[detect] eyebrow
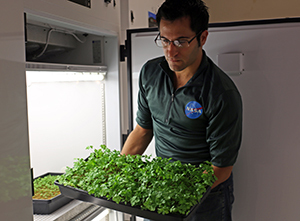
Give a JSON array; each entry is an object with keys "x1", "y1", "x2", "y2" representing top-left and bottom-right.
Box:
[{"x1": 160, "y1": 35, "x2": 190, "y2": 40}]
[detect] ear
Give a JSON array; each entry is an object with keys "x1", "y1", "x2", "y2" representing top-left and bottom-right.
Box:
[{"x1": 200, "y1": 30, "x2": 209, "y2": 47}]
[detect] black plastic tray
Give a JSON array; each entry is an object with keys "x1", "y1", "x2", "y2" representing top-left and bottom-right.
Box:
[
  {"x1": 33, "y1": 172, "x2": 73, "y2": 214},
  {"x1": 55, "y1": 181, "x2": 211, "y2": 221}
]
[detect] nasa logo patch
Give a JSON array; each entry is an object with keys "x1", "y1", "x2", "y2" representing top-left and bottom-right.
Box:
[{"x1": 185, "y1": 101, "x2": 203, "y2": 119}]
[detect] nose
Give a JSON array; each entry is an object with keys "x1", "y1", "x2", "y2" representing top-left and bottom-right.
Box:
[{"x1": 165, "y1": 42, "x2": 178, "y2": 57}]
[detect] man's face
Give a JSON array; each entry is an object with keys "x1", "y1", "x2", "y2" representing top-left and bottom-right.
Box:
[{"x1": 159, "y1": 16, "x2": 207, "y2": 73}]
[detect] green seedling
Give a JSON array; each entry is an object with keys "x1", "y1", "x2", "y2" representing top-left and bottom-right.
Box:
[{"x1": 58, "y1": 145, "x2": 217, "y2": 215}]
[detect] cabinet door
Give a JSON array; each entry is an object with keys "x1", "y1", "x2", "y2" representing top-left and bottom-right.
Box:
[{"x1": 0, "y1": 2, "x2": 33, "y2": 221}]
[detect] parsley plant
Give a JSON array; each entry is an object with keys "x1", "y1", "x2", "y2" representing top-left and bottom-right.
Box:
[
  {"x1": 57, "y1": 145, "x2": 216, "y2": 215},
  {"x1": 33, "y1": 175, "x2": 61, "y2": 200}
]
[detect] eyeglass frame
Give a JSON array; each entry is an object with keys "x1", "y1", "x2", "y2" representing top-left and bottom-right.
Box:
[{"x1": 154, "y1": 31, "x2": 203, "y2": 48}]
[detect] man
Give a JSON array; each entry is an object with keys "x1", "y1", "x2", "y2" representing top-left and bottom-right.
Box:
[{"x1": 121, "y1": 0, "x2": 242, "y2": 220}]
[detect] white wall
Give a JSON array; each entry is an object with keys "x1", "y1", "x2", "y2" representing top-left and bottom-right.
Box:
[
  {"x1": 205, "y1": 0, "x2": 300, "y2": 23},
  {"x1": 27, "y1": 79, "x2": 106, "y2": 177}
]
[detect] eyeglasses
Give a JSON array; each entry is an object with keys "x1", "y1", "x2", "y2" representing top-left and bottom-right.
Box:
[{"x1": 154, "y1": 31, "x2": 203, "y2": 48}]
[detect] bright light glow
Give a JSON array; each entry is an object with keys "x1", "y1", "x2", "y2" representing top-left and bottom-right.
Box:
[
  {"x1": 91, "y1": 209, "x2": 110, "y2": 221},
  {"x1": 26, "y1": 71, "x2": 106, "y2": 85}
]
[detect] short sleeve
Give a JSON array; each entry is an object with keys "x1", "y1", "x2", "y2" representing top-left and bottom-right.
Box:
[
  {"x1": 135, "y1": 64, "x2": 153, "y2": 129},
  {"x1": 206, "y1": 90, "x2": 243, "y2": 167}
]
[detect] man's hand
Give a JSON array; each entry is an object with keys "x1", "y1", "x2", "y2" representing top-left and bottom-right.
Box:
[
  {"x1": 121, "y1": 124, "x2": 153, "y2": 155},
  {"x1": 211, "y1": 165, "x2": 233, "y2": 189}
]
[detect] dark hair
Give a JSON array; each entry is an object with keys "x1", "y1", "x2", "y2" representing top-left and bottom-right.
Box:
[{"x1": 156, "y1": 0, "x2": 209, "y2": 44}]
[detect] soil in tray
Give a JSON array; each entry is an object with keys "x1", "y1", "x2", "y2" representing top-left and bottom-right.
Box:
[{"x1": 33, "y1": 174, "x2": 61, "y2": 200}]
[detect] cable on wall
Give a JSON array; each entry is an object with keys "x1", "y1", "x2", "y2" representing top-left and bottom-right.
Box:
[{"x1": 35, "y1": 26, "x2": 87, "y2": 59}]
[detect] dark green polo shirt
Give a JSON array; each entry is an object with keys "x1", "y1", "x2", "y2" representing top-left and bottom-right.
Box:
[{"x1": 136, "y1": 51, "x2": 242, "y2": 167}]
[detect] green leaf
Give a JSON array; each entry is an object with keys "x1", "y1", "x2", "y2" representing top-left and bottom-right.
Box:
[{"x1": 57, "y1": 145, "x2": 217, "y2": 215}]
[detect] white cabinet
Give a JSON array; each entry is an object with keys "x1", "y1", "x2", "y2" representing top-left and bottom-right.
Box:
[{"x1": 0, "y1": 1, "x2": 33, "y2": 220}]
